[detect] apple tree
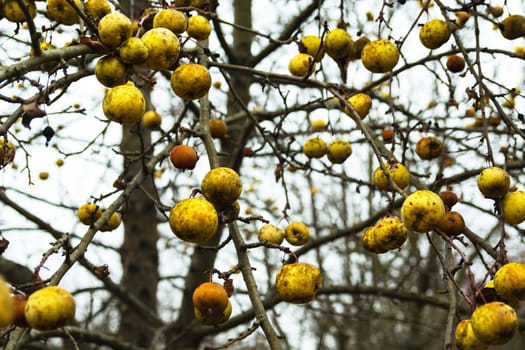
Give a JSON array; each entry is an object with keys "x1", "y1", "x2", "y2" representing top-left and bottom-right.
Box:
[{"x1": 0, "y1": 0, "x2": 525, "y2": 349}]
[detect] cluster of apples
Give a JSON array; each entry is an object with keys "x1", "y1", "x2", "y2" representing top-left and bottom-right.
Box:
[
  {"x1": 374, "y1": 134, "x2": 446, "y2": 180},
  {"x1": 3, "y1": 0, "x2": 214, "y2": 107},
  {"x1": 365, "y1": 153, "x2": 457, "y2": 253},
  {"x1": 167, "y1": 167, "x2": 240, "y2": 326},
  {"x1": 253, "y1": 201, "x2": 322, "y2": 304},
  {"x1": 2, "y1": 0, "x2": 224, "y2": 138},
  {"x1": 288, "y1": 27, "x2": 399, "y2": 78},
  {"x1": 2, "y1": 0, "x2": 71, "y2": 26},
  {"x1": 418, "y1": 15, "x2": 467, "y2": 74},
  {"x1": 477, "y1": 166, "x2": 525, "y2": 225},
  {"x1": 0, "y1": 0, "x2": 213, "y2": 126},
  {"x1": 456, "y1": 262, "x2": 525, "y2": 349},
  {"x1": 365, "y1": 164, "x2": 450, "y2": 254},
  {"x1": 302, "y1": 91, "x2": 374, "y2": 163},
  {"x1": 191, "y1": 263, "x2": 322, "y2": 327},
  {"x1": 436, "y1": 190, "x2": 465, "y2": 237},
  {"x1": 358, "y1": 189, "x2": 456, "y2": 254},
  {"x1": 290, "y1": 3, "x2": 515, "y2": 80},
  {"x1": 289, "y1": 8, "x2": 525, "y2": 163},
  {"x1": 417, "y1": 8, "x2": 525, "y2": 75},
  {"x1": 302, "y1": 136, "x2": 352, "y2": 164},
  {"x1": 360, "y1": 189, "x2": 446, "y2": 254},
  {"x1": 257, "y1": 221, "x2": 310, "y2": 247},
  {"x1": 288, "y1": 25, "x2": 398, "y2": 153},
  {"x1": 258, "y1": 221, "x2": 323, "y2": 304},
  {"x1": 0, "y1": 279, "x2": 75, "y2": 331},
  {"x1": 372, "y1": 135, "x2": 444, "y2": 189},
  {"x1": 362, "y1": 216, "x2": 407, "y2": 254},
  {"x1": 168, "y1": 167, "x2": 242, "y2": 244},
  {"x1": 169, "y1": 166, "x2": 323, "y2": 320},
  {"x1": 91, "y1": 5, "x2": 213, "y2": 126},
  {"x1": 369, "y1": 163, "x2": 466, "y2": 245},
  {"x1": 76, "y1": 202, "x2": 122, "y2": 231},
  {"x1": 256, "y1": 218, "x2": 323, "y2": 305}
]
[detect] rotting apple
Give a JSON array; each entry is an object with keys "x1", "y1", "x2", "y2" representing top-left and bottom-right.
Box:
[
  {"x1": 201, "y1": 167, "x2": 243, "y2": 208},
  {"x1": 275, "y1": 263, "x2": 322, "y2": 304},
  {"x1": 284, "y1": 221, "x2": 310, "y2": 246},
  {"x1": 169, "y1": 197, "x2": 218, "y2": 243},
  {"x1": 401, "y1": 190, "x2": 446, "y2": 233}
]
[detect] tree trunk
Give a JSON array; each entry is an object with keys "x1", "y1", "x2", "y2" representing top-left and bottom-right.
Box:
[
  {"x1": 221, "y1": 0, "x2": 255, "y2": 169},
  {"x1": 117, "y1": 124, "x2": 159, "y2": 347},
  {"x1": 117, "y1": 1, "x2": 159, "y2": 347}
]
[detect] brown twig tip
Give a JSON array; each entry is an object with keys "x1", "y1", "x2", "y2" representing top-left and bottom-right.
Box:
[
  {"x1": 191, "y1": 188, "x2": 203, "y2": 197},
  {"x1": 243, "y1": 241, "x2": 298, "y2": 262},
  {"x1": 33, "y1": 234, "x2": 71, "y2": 284},
  {"x1": 0, "y1": 238, "x2": 9, "y2": 254},
  {"x1": 223, "y1": 278, "x2": 234, "y2": 297},
  {"x1": 203, "y1": 321, "x2": 260, "y2": 349},
  {"x1": 94, "y1": 264, "x2": 110, "y2": 279}
]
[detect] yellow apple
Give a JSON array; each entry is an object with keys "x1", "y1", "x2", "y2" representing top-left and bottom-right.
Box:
[
  {"x1": 275, "y1": 263, "x2": 322, "y2": 304},
  {"x1": 284, "y1": 222, "x2": 310, "y2": 246},
  {"x1": 502, "y1": 190, "x2": 525, "y2": 224},
  {"x1": 25, "y1": 286, "x2": 76, "y2": 330},
  {"x1": 477, "y1": 167, "x2": 510, "y2": 199},
  {"x1": 470, "y1": 301, "x2": 518, "y2": 345},
  {"x1": 494, "y1": 262, "x2": 525, "y2": 301},
  {"x1": 401, "y1": 190, "x2": 446, "y2": 233},
  {"x1": 258, "y1": 224, "x2": 285, "y2": 245}
]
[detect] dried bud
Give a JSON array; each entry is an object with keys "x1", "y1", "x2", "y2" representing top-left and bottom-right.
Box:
[
  {"x1": 0, "y1": 238, "x2": 9, "y2": 254},
  {"x1": 223, "y1": 278, "x2": 234, "y2": 297},
  {"x1": 94, "y1": 264, "x2": 110, "y2": 278}
]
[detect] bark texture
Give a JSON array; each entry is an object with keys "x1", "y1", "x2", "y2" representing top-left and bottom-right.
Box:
[{"x1": 117, "y1": 1, "x2": 159, "y2": 346}]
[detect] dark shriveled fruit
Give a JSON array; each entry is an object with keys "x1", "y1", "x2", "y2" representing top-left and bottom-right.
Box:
[
  {"x1": 437, "y1": 211, "x2": 465, "y2": 236},
  {"x1": 446, "y1": 55, "x2": 465, "y2": 73},
  {"x1": 439, "y1": 190, "x2": 459, "y2": 210}
]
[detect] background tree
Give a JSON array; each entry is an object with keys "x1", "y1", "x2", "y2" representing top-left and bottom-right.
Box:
[{"x1": 0, "y1": 0, "x2": 525, "y2": 349}]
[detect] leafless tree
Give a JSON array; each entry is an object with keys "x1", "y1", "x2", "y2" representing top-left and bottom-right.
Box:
[{"x1": 0, "y1": 1, "x2": 524, "y2": 349}]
